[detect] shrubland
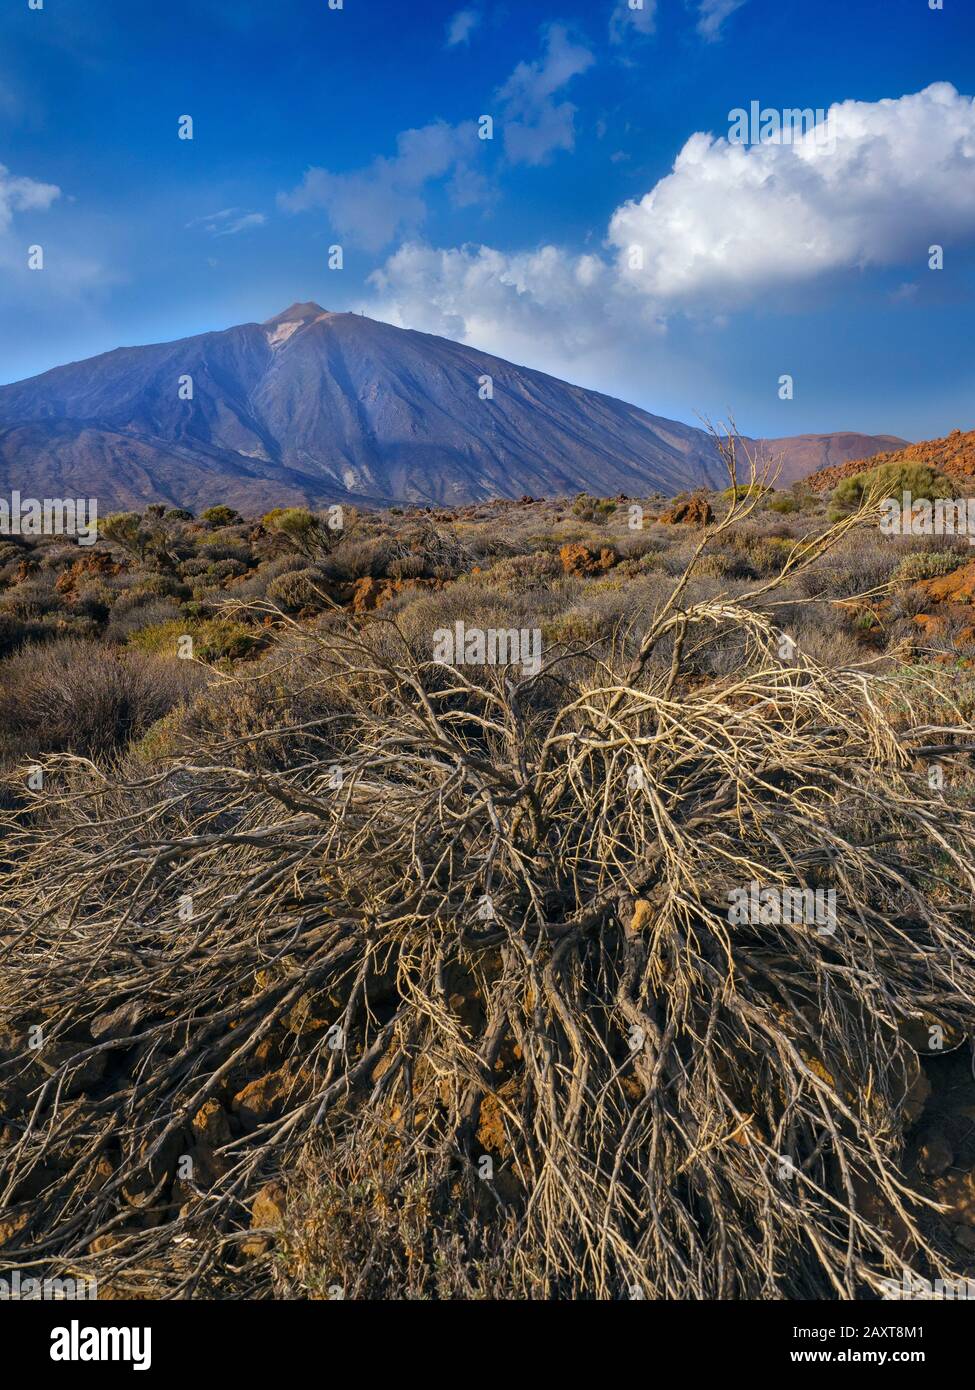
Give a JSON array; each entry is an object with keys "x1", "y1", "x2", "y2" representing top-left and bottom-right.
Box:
[{"x1": 2, "y1": 447, "x2": 975, "y2": 1298}]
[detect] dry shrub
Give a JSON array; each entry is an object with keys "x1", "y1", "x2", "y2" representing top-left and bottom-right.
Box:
[
  {"x1": 2, "y1": 452, "x2": 975, "y2": 1300},
  {"x1": 0, "y1": 638, "x2": 204, "y2": 760}
]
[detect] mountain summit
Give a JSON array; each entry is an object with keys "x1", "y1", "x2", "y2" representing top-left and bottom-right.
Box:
[
  {"x1": 0, "y1": 306, "x2": 904, "y2": 512},
  {"x1": 265, "y1": 301, "x2": 329, "y2": 324}
]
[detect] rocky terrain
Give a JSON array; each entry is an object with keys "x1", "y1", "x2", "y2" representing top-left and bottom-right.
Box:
[
  {"x1": 804, "y1": 428, "x2": 975, "y2": 495},
  {"x1": 2, "y1": 441, "x2": 975, "y2": 1299}
]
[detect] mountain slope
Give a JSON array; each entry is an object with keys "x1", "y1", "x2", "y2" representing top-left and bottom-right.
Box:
[
  {"x1": 759, "y1": 431, "x2": 907, "y2": 488},
  {"x1": 0, "y1": 303, "x2": 905, "y2": 510},
  {"x1": 801, "y1": 428, "x2": 975, "y2": 494}
]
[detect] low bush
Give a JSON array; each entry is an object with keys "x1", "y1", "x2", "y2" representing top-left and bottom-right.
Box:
[
  {"x1": 0, "y1": 638, "x2": 202, "y2": 758},
  {"x1": 128, "y1": 618, "x2": 261, "y2": 662},
  {"x1": 893, "y1": 550, "x2": 966, "y2": 583}
]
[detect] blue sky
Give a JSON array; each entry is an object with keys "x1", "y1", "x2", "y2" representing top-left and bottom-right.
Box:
[{"x1": 3, "y1": 0, "x2": 974, "y2": 441}]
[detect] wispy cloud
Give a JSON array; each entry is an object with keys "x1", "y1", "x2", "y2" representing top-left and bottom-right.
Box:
[
  {"x1": 609, "y1": 0, "x2": 658, "y2": 45},
  {"x1": 445, "y1": 7, "x2": 482, "y2": 48},
  {"x1": 186, "y1": 207, "x2": 266, "y2": 237},
  {"x1": 0, "y1": 164, "x2": 117, "y2": 299},
  {"x1": 695, "y1": 0, "x2": 748, "y2": 42},
  {"x1": 279, "y1": 26, "x2": 593, "y2": 249},
  {"x1": 0, "y1": 163, "x2": 60, "y2": 230},
  {"x1": 279, "y1": 121, "x2": 478, "y2": 252},
  {"x1": 496, "y1": 24, "x2": 595, "y2": 166}
]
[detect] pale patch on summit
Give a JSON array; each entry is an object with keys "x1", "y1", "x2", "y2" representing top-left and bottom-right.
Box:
[{"x1": 266, "y1": 320, "x2": 302, "y2": 348}]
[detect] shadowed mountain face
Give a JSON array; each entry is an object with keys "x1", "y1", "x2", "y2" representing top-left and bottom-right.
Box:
[{"x1": 0, "y1": 303, "x2": 906, "y2": 511}]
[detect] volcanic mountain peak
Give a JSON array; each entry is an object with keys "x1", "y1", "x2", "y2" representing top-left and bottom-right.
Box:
[
  {"x1": 0, "y1": 303, "x2": 908, "y2": 513},
  {"x1": 263, "y1": 301, "x2": 329, "y2": 326},
  {"x1": 263, "y1": 301, "x2": 335, "y2": 347}
]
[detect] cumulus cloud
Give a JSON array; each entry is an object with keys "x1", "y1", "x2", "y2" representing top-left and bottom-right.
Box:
[
  {"x1": 362, "y1": 85, "x2": 975, "y2": 372},
  {"x1": 446, "y1": 7, "x2": 481, "y2": 47},
  {"x1": 695, "y1": 0, "x2": 748, "y2": 41},
  {"x1": 609, "y1": 83, "x2": 975, "y2": 305},
  {"x1": 497, "y1": 25, "x2": 595, "y2": 165},
  {"x1": 0, "y1": 164, "x2": 60, "y2": 231},
  {"x1": 361, "y1": 241, "x2": 666, "y2": 398},
  {"x1": 609, "y1": 0, "x2": 658, "y2": 45},
  {"x1": 366, "y1": 241, "x2": 621, "y2": 354}
]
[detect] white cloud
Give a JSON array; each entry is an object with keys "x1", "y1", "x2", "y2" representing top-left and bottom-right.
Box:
[
  {"x1": 497, "y1": 24, "x2": 595, "y2": 165},
  {"x1": 446, "y1": 8, "x2": 481, "y2": 47},
  {"x1": 362, "y1": 85, "x2": 975, "y2": 375},
  {"x1": 609, "y1": 0, "x2": 658, "y2": 44},
  {"x1": 696, "y1": 0, "x2": 748, "y2": 41},
  {"x1": 187, "y1": 207, "x2": 266, "y2": 237},
  {"x1": 362, "y1": 240, "x2": 662, "y2": 396},
  {"x1": 0, "y1": 164, "x2": 60, "y2": 231},
  {"x1": 0, "y1": 164, "x2": 115, "y2": 298},
  {"x1": 609, "y1": 83, "x2": 975, "y2": 305}
]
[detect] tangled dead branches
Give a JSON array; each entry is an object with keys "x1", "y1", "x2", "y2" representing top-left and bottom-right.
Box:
[{"x1": 2, "y1": 444, "x2": 975, "y2": 1299}]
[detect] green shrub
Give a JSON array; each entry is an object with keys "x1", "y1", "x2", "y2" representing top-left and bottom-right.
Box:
[
  {"x1": 128, "y1": 618, "x2": 260, "y2": 662},
  {"x1": 571, "y1": 495, "x2": 617, "y2": 525},
  {"x1": 0, "y1": 542, "x2": 26, "y2": 566},
  {"x1": 893, "y1": 551, "x2": 966, "y2": 584},
  {"x1": 768, "y1": 494, "x2": 802, "y2": 514},
  {"x1": 480, "y1": 552, "x2": 562, "y2": 591},
  {"x1": 829, "y1": 463, "x2": 953, "y2": 521},
  {"x1": 200, "y1": 505, "x2": 243, "y2": 528},
  {"x1": 542, "y1": 610, "x2": 607, "y2": 645},
  {"x1": 264, "y1": 507, "x2": 340, "y2": 559},
  {"x1": 201, "y1": 538, "x2": 252, "y2": 564},
  {"x1": 750, "y1": 536, "x2": 797, "y2": 576},
  {"x1": 133, "y1": 573, "x2": 190, "y2": 600},
  {"x1": 692, "y1": 553, "x2": 738, "y2": 579},
  {"x1": 101, "y1": 511, "x2": 154, "y2": 558},
  {"x1": 205, "y1": 559, "x2": 249, "y2": 584},
  {"x1": 717, "y1": 484, "x2": 772, "y2": 504}
]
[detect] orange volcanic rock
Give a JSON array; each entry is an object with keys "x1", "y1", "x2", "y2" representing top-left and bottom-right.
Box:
[
  {"x1": 659, "y1": 494, "x2": 714, "y2": 526},
  {"x1": 805, "y1": 429, "x2": 975, "y2": 495},
  {"x1": 559, "y1": 543, "x2": 618, "y2": 577}
]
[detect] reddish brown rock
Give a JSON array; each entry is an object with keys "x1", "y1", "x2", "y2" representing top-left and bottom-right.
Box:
[
  {"x1": 231, "y1": 1064, "x2": 312, "y2": 1129},
  {"x1": 191, "y1": 1098, "x2": 232, "y2": 1147},
  {"x1": 54, "y1": 550, "x2": 122, "y2": 597},
  {"x1": 659, "y1": 494, "x2": 713, "y2": 526},
  {"x1": 558, "y1": 543, "x2": 618, "y2": 577},
  {"x1": 351, "y1": 576, "x2": 442, "y2": 615},
  {"x1": 242, "y1": 1180, "x2": 288, "y2": 1257},
  {"x1": 918, "y1": 559, "x2": 975, "y2": 607}
]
